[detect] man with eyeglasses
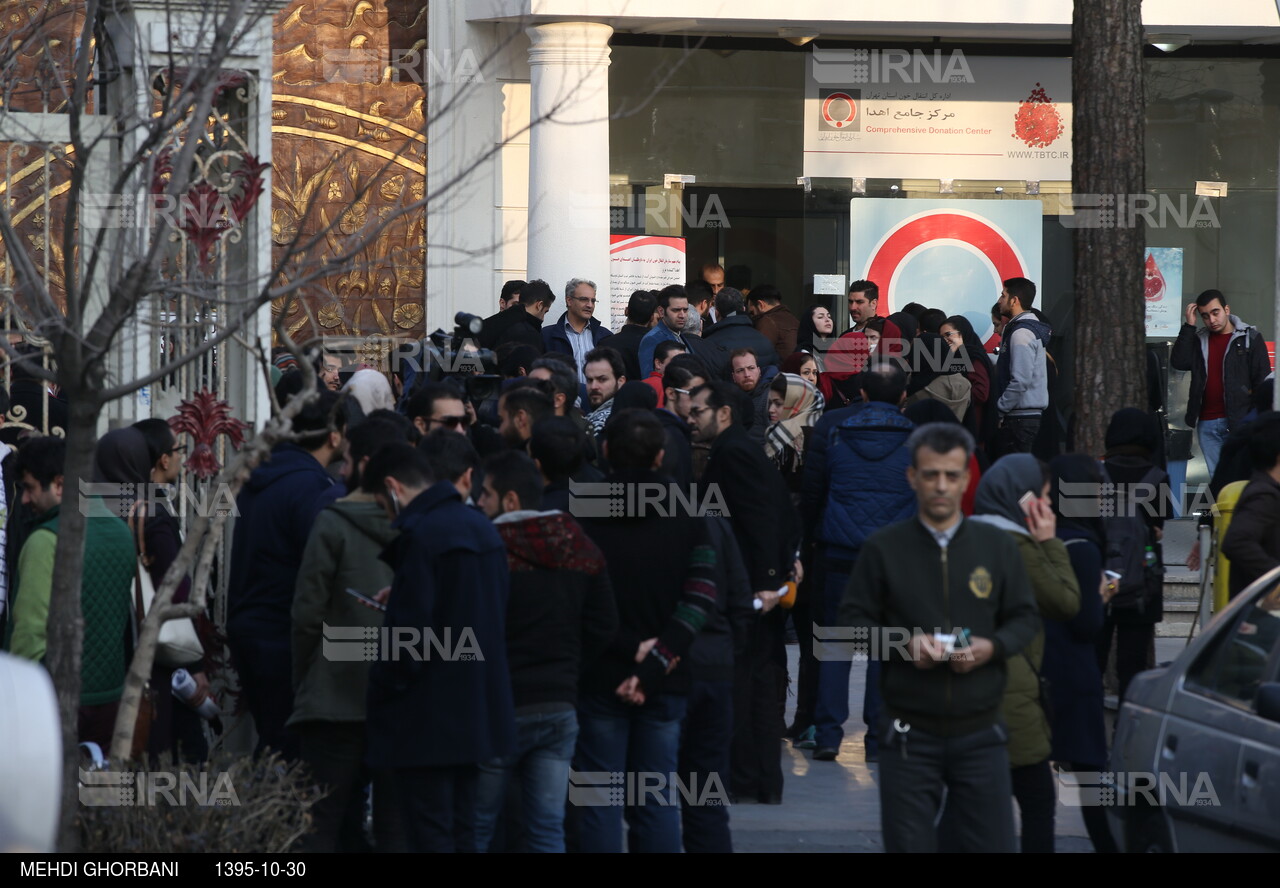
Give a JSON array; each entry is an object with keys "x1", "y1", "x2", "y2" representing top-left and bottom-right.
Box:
[
  {"x1": 542, "y1": 278, "x2": 614, "y2": 384},
  {"x1": 687, "y1": 381, "x2": 798, "y2": 805},
  {"x1": 654, "y1": 356, "x2": 705, "y2": 486}
]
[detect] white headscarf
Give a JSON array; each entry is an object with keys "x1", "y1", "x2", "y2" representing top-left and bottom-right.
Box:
[{"x1": 343, "y1": 369, "x2": 395, "y2": 416}]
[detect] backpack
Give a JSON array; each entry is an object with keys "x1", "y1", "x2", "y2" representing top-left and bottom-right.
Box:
[{"x1": 1099, "y1": 464, "x2": 1164, "y2": 614}]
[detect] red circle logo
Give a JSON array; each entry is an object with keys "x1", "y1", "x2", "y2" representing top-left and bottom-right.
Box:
[
  {"x1": 864, "y1": 211, "x2": 1027, "y2": 314},
  {"x1": 821, "y1": 92, "x2": 858, "y2": 129}
]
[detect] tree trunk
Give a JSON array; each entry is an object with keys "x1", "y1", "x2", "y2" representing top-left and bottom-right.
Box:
[
  {"x1": 46, "y1": 392, "x2": 103, "y2": 850},
  {"x1": 1071, "y1": 0, "x2": 1147, "y2": 455}
]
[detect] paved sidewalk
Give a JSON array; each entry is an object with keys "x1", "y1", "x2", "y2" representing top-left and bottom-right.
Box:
[{"x1": 728, "y1": 637, "x2": 1190, "y2": 852}]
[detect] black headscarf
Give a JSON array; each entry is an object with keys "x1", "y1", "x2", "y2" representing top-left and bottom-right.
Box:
[
  {"x1": 92, "y1": 427, "x2": 152, "y2": 485},
  {"x1": 1050, "y1": 452, "x2": 1106, "y2": 545},
  {"x1": 1104, "y1": 407, "x2": 1159, "y2": 460},
  {"x1": 887, "y1": 311, "x2": 918, "y2": 343},
  {"x1": 904, "y1": 398, "x2": 959, "y2": 427}
]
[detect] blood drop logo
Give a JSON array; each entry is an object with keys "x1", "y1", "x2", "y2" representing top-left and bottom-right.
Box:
[{"x1": 1011, "y1": 83, "x2": 1065, "y2": 149}]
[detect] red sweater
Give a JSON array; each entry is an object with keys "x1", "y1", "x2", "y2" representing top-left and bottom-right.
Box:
[{"x1": 1200, "y1": 331, "x2": 1231, "y2": 421}]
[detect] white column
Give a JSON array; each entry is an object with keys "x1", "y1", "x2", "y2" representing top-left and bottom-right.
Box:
[{"x1": 526, "y1": 22, "x2": 613, "y2": 324}]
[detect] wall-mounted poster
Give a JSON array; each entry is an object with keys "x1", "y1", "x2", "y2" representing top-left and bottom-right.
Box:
[
  {"x1": 608, "y1": 235, "x2": 686, "y2": 332},
  {"x1": 849, "y1": 198, "x2": 1043, "y2": 341},
  {"x1": 1144, "y1": 247, "x2": 1183, "y2": 337}
]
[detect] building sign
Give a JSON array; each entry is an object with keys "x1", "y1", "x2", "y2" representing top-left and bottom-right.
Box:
[
  {"x1": 1144, "y1": 247, "x2": 1183, "y2": 337},
  {"x1": 608, "y1": 235, "x2": 686, "y2": 331},
  {"x1": 850, "y1": 199, "x2": 1042, "y2": 341},
  {"x1": 805, "y1": 50, "x2": 1072, "y2": 181}
]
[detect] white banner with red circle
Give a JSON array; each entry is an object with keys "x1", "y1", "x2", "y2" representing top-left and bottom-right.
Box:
[{"x1": 849, "y1": 199, "x2": 1043, "y2": 341}]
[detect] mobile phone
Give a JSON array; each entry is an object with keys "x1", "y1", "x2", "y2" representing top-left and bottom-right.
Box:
[
  {"x1": 346, "y1": 587, "x2": 387, "y2": 612},
  {"x1": 1018, "y1": 490, "x2": 1036, "y2": 511}
]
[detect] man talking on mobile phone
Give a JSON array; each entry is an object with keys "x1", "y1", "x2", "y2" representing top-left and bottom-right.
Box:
[{"x1": 839, "y1": 423, "x2": 1039, "y2": 853}]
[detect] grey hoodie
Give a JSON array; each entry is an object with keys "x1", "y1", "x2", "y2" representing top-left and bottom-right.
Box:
[{"x1": 995, "y1": 312, "x2": 1051, "y2": 416}]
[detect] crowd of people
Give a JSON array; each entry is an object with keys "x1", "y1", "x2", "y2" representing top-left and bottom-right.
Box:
[{"x1": 3, "y1": 267, "x2": 1279, "y2": 854}]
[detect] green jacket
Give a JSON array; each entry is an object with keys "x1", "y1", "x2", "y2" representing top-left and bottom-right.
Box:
[
  {"x1": 840, "y1": 517, "x2": 1042, "y2": 738},
  {"x1": 288, "y1": 494, "x2": 397, "y2": 726},
  {"x1": 974, "y1": 521, "x2": 1081, "y2": 767},
  {"x1": 6, "y1": 502, "x2": 135, "y2": 706}
]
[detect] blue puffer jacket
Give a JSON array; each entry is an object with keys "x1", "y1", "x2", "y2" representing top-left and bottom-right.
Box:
[{"x1": 817, "y1": 402, "x2": 916, "y2": 559}]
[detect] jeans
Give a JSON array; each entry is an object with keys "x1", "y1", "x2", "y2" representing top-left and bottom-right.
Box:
[
  {"x1": 814, "y1": 562, "x2": 853, "y2": 751},
  {"x1": 474, "y1": 709, "x2": 578, "y2": 853},
  {"x1": 996, "y1": 414, "x2": 1041, "y2": 457},
  {"x1": 1197, "y1": 417, "x2": 1230, "y2": 478},
  {"x1": 395, "y1": 764, "x2": 479, "y2": 852},
  {"x1": 788, "y1": 557, "x2": 822, "y2": 734},
  {"x1": 574, "y1": 691, "x2": 688, "y2": 853},
  {"x1": 879, "y1": 719, "x2": 1015, "y2": 853},
  {"x1": 680, "y1": 680, "x2": 733, "y2": 852}
]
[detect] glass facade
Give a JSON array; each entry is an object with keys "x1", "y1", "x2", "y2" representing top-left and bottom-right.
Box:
[{"x1": 610, "y1": 44, "x2": 1280, "y2": 483}]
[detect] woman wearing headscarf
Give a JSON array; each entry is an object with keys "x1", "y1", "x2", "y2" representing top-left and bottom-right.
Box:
[
  {"x1": 1045, "y1": 453, "x2": 1115, "y2": 853},
  {"x1": 816, "y1": 331, "x2": 870, "y2": 411},
  {"x1": 94, "y1": 426, "x2": 204, "y2": 763},
  {"x1": 763, "y1": 373, "x2": 824, "y2": 750},
  {"x1": 1100, "y1": 407, "x2": 1170, "y2": 700},
  {"x1": 780, "y1": 351, "x2": 819, "y2": 387},
  {"x1": 903, "y1": 332, "x2": 972, "y2": 423},
  {"x1": 940, "y1": 315, "x2": 996, "y2": 456},
  {"x1": 885, "y1": 311, "x2": 918, "y2": 345},
  {"x1": 342, "y1": 368, "x2": 396, "y2": 426},
  {"x1": 795, "y1": 304, "x2": 837, "y2": 364},
  {"x1": 765, "y1": 373, "x2": 824, "y2": 495},
  {"x1": 965, "y1": 454, "x2": 1080, "y2": 853}
]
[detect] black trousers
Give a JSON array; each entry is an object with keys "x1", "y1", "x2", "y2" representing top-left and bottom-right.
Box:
[
  {"x1": 996, "y1": 414, "x2": 1042, "y2": 457},
  {"x1": 1097, "y1": 617, "x2": 1154, "y2": 702},
  {"x1": 730, "y1": 611, "x2": 786, "y2": 800},
  {"x1": 1063, "y1": 762, "x2": 1118, "y2": 853},
  {"x1": 880, "y1": 720, "x2": 1015, "y2": 853},
  {"x1": 679, "y1": 680, "x2": 734, "y2": 853},
  {"x1": 788, "y1": 559, "x2": 822, "y2": 734},
  {"x1": 227, "y1": 635, "x2": 298, "y2": 761},
  {"x1": 1010, "y1": 759, "x2": 1056, "y2": 853},
  {"x1": 297, "y1": 721, "x2": 404, "y2": 852},
  {"x1": 396, "y1": 764, "x2": 479, "y2": 853}
]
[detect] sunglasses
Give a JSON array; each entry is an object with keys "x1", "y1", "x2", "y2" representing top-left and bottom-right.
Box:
[{"x1": 430, "y1": 415, "x2": 469, "y2": 429}]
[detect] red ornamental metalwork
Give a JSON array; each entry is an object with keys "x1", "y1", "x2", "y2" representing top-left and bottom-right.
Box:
[
  {"x1": 150, "y1": 149, "x2": 270, "y2": 270},
  {"x1": 168, "y1": 389, "x2": 250, "y2": 479}
]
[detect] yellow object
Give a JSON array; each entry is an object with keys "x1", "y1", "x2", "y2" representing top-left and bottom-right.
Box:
[
  {"x1": 778, "y1": 581, "x2": 798, "y2": 609},
  {"x1": 1213, "y1": 480, "x2": 1250, "y2": 613}
]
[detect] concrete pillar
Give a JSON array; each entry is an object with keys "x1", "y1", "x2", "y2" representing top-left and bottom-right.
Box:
[{"x1": 526, "y1": 22, "x2": 613, "y2": 325}]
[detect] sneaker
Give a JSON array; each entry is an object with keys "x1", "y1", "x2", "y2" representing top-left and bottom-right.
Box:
[
  {"x1": 793, "y1": 726, "x2": 817, "y2": 749},
  {"x1": 813, "y1": 746, "x2": 839, "y2": 761}
]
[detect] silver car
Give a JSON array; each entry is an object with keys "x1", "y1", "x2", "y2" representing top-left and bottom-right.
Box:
[{"x1": 1108, "y1": 567, "x2": 1280, "y2": 852}]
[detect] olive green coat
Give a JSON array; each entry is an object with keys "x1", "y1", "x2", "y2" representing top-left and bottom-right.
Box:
[{"x1": 999, "y1": 532, "x2": 1081, "y2": 767}]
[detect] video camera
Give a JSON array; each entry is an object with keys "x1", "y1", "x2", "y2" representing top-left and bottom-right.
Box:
[{"x1": 405, "y1": 312, "x2": 501, "y2": 407}]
